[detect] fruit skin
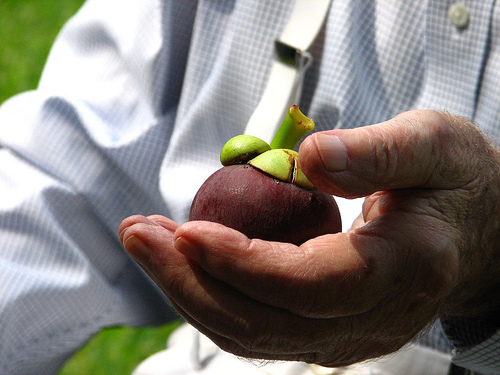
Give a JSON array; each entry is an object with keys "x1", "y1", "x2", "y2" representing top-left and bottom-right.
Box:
[{"x1": 189, "y1": 164, "x2": 342, "y2": 245}]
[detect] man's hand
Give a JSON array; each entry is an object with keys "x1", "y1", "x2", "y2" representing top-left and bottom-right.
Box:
[{"x1": 118, "y1": 110, "x2": 500, "y2": 367}]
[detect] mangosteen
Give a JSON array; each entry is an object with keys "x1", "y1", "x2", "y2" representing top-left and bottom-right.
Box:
[{"x1": 189, "y1": 105, "x2": 341, "y2": 245}]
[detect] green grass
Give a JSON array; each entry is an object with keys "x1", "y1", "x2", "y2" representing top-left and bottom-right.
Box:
[
  {"x1": 0, "y1": 0, "x2": 85, "y2": 104},
  {"x1": 58, "y1": 321, "x2": 182, "y2": 375},
  {"x1": 1, "y1": 1, "x2": 182, "y2": 373}
]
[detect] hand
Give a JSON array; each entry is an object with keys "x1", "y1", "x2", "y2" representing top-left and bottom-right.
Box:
[{"x1": 118, "y1": 110, "x2": 500, "y2": 367}]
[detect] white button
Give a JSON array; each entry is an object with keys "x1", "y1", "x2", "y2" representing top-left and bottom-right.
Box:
[{"x1": 448, "y1": 4, "x2": 470, "y2": 28}]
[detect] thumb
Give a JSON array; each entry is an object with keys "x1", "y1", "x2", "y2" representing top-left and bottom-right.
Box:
[{"x1": 299, "y1": 110, "x2": 481, "y2": 198}]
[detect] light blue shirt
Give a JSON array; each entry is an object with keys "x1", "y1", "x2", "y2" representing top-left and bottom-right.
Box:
[{"x1": 0, "y1": 1, "x2": 499, "y2": 373}]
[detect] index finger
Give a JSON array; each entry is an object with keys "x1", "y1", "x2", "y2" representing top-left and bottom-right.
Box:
[{"x1": 173, "y1": 214, "x2": 456, "y2": 320}]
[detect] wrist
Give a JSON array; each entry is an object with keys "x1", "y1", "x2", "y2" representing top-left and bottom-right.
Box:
[{"x1": 439, "y1": 136, "x2": 500, "y2": 334}]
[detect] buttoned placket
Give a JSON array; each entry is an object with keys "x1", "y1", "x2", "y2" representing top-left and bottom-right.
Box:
[{"x1": 417, "y1": 1, "x2": 495, "y2": 119}]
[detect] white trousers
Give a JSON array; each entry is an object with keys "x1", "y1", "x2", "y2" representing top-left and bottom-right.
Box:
[{"x1": 133, "y1": 323, "x2": 452, "y2": 375}]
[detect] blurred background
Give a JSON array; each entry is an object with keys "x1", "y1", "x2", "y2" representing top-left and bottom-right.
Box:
[
  {"x1": 0, "y1": 0, "x2": 83, "y2": 104},
  {"x1": 0, "y1": 0, "x2": 181, "y2": 373}
]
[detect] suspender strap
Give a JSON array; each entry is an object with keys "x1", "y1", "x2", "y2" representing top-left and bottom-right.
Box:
[{"x1": 244, "y1": 0, "x2": 333, "y2": 143}]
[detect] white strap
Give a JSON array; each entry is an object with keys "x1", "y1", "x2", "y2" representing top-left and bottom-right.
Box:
[{"x1": 244, "y1": 0, "x2": 333, "y2": 144}]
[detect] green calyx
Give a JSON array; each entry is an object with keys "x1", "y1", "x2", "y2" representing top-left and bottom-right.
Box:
[
  {"x1": 219, "y1": 105, "x2": 315, "y2": 189},
  {"x1": 248, "y1": 149, "x2": 315, "y2": 189},
  {"x1": 220, "y1": 135, "x2": 271, "y2": 166}
]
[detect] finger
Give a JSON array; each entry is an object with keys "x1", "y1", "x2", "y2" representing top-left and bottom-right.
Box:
[
  {"x1": 118, "y1": 215, "x2": 149, "y2": 243},
  {"x1": 119, "y1": 219, "x2": 349, "y2": 358},
  {"x1": 174, "y1": 220, "x2": 372, "y2": 318},
  {"x1": 170, "y1": 296, "x2": 372, "y2": 367},
  {"x1": 165, "y1": 260, "x2": 334, "y2": 359},
  {"x1": 120, "y1": 219, "x2": 429, "y2": 364},
  {"x1": 173, "y1": 218, "x2": 454, "y2": 319},
  {"x1": 119, "y1": 215, "x2": 179, "y2": 282},
  {"x1": 146, "y1": 214, "x2": 179, "y2": 231},
  {"x1": 171, "y1": 295, "x2": 397, "y2": 367},
  {"x1": 172, "y1": 221, "x2": 435, "y2": 363},
  {"x1": 298, "y1": 110, "x2": 484, "y2": 197}
]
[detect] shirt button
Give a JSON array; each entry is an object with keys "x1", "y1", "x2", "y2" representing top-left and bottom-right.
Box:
[{"x1": 448, "y1": 4, "x2": 470, "y2": 28}]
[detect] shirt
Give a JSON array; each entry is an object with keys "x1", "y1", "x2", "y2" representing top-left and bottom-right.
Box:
[{"x1": 0, "y1": 0, "x2": 499, "y2": 374}]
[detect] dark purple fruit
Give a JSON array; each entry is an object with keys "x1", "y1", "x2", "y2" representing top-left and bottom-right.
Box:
[{"x1": 189, "y1": 164, "x2": 341, "y2": 245}]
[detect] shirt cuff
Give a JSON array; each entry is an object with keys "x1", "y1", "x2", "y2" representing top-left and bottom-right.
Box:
[{"x1": 441, "y1": 316, "x2": 500, "y2": 373}]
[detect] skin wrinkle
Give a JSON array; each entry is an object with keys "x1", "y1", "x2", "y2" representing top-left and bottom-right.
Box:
[
  {"x1": 355, "y1": 209, "x2": 457, "y2": 311},
  {"x1": 307, "y1": 241, "x2": 380, "y2": 317},
  {"x1": 246, "y1": 238, "x2": 376, "y2": 319},
  {"x1": 175, "y1": 248, "x2": 337, "y2": 354},
  {"x1": 412, "y1": 111, "x2": 447, "y2": 188},
  {"x1": 294, "y1": 240, "x2": 371, "y2": 318},
  {"x1": 284, "y1": 256, "x2": 320, "y2": 317},
  {"x1": 229, "y1": 312, "x2": 319, "y2": 356},
  {"x1": 283, "y1": 252, "x2": 336, "y2": 316},
  {"x1": 177, "y1": 263, "x2": 265, "y2": 351},
  {"x1": 373, "y1": 114, "x2": 431, "y2": 188},
  {"x1": 343, "y1": 229, "x2": 405, "y2": 313},
  {"x1": 434, "y1": 118, "x2": 500, "y2": 321},
  {"x1": 444, "y1": 160, "x2": 500, "y2": 321},
  {"x1": 183, "y1": 238, "x2": 403, "y2": 360},
  {"x1": 436, "y1": 113, "x2": 485, "y2": 189},
  {"x1": 246, "y1": 240, "x2": 312, "y2": 312},
  {"x1": 368, "y1": 125, "x2": 398, "y2": 187},
  {"x1": 393, "y1": 111, "x2": 464, "y2": 190}
]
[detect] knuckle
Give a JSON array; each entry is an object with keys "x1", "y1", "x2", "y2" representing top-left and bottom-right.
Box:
[{"x1": 360, "y1": 125, "x2": 400, "y2": 187}]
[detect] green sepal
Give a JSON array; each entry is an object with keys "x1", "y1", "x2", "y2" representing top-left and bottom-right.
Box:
[
  {"x1": 249, "y1": 148, "x2": 315, "y2": 189},
  {"x1": 249, "y1": 149, "x2": 296, "y2": 182},
  {"x1": 219, "y1": 105, "x2": 316, "y2": 189},
  {"x1": 220, "y1": 135, "x2": 271, "y2": 166}
]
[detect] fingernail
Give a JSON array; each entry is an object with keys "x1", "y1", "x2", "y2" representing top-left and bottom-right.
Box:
[
  {"x1": 123, "y1": 235, "x2": 152, "y2": 267},
  {"x1": 174, "y1": 236, "x2": 200, "y2": 262},
  {"x1": 118, "y1": 227, "x2": 128, "y2": 244},
  {"x1": 315, "y1": 134, "x2": 348, "y2": 172}
]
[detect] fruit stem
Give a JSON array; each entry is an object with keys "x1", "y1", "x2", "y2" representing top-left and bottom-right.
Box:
[{"x1": 270, "y1": 105, "x2": 315, "y2": 150}]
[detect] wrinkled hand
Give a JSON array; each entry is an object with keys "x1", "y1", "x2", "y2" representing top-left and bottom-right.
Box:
[{"x1": 118, "y1": 110, "x2": 500, "y2": 367}]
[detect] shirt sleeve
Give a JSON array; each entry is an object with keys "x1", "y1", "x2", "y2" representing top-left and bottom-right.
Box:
[{"x1": 0, "y1": 0, "x2": 196, "y2": 373}]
